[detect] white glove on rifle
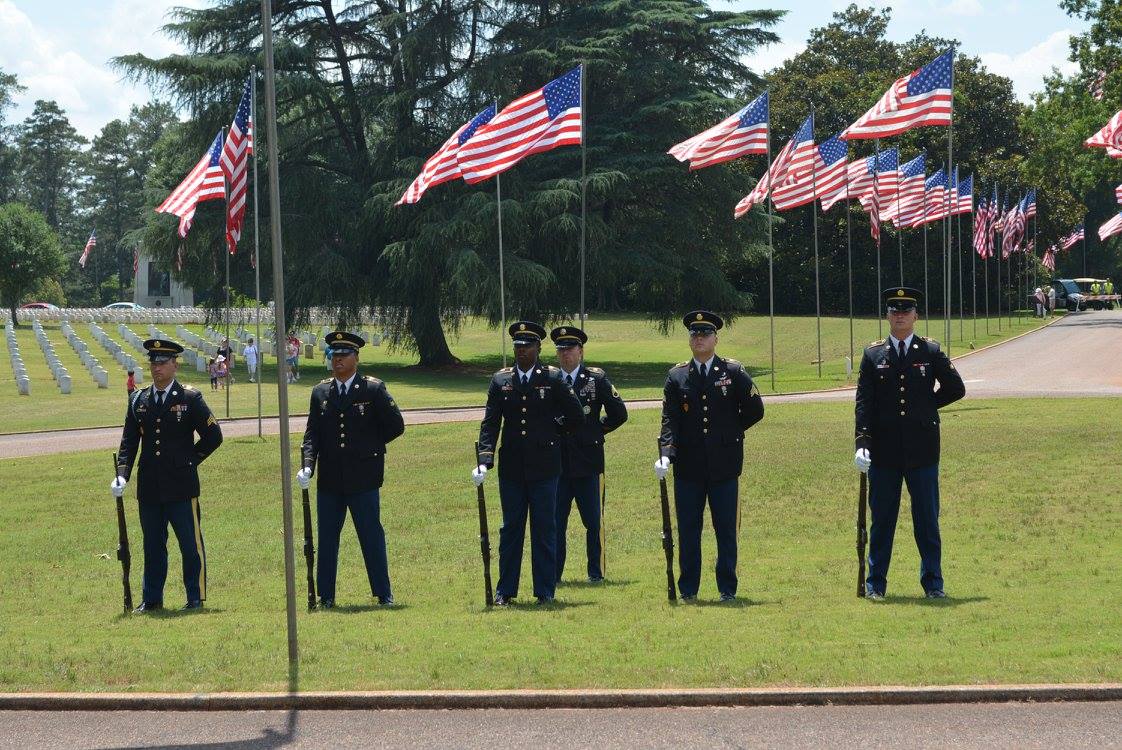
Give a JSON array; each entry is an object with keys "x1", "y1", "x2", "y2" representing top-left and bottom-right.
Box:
[
  {"x1": 110, "y1": 476, "x2": 127, "y2": 497},
  {"x1": 854, "y1": 448, "x2": 871, "y2": 474},
  {"x1": 296, "y1": 467, "x2": 312, "y2": 490},
  {"x1": 654, "y1": 456, "x2": 670, "y2": 480},
  {"x1": 471, "y1": 464, "x2": 488, "y2": 486}
]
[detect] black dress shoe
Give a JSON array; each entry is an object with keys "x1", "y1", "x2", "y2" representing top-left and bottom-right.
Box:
[
  {"x1": 865, "y1": 590, "x2": 885, "y2": 601},
  {"x1": 319, "y1": 598, "x2": 335, "y2": 609},
  {"x1": 133, "y1": 601, "x2": 163, "y2": 613},
  {"x1": 719, "y1": 593, "x2": 736, "y2": 602},
  {"x1": 377, "y1": 595, "x2": 395, "y2": 607},
  {"x1": 925, "y1": 589, "x2": 947, "y2": 599},
  {"x1": 182, "y1": 600, "x2": 203, "y2": 611},
  {"x1": 493, "y1": 594, "x2": 511, "y2": 606},
  {"x1": 536, "y1": 595, "x2": 556, "y2": 605},
  {"x1": 680, "y1": 594, "x2": 697, "y2": 602},
  {"x1": 588, "y1": 576, "x2": 604, "y2": 583}
]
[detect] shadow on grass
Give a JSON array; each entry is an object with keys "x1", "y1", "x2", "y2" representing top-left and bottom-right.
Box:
[
  {"x1": 317, "y1": 603, "x2": 410, "y2": 614},
  {"x1": 882, "y1": 595, "x2": 989, "y2": 607},
  {"x1": 491, "y1": 599, "x2": 595, "y2": 612},
  {"x1": 139, "y1": 607, "x2": 227, "y2": 619},
  {"x1": 685, "y1": 597, "x2": 764, "y2": 609},
  {"x1": 557, "y1": 578, "x2": 636, "y2": 589}
]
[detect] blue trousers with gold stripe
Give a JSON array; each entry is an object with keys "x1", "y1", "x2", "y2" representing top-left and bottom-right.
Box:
[
  {"x1": 555, "y1": 474, "x2": 604, "y2": 582},
  {"x1": 138, "y1": 498, "x2": 206, "y2": 604},
  {"x1": 673, "y1": 477, "x2": 739, "y2": 598}
]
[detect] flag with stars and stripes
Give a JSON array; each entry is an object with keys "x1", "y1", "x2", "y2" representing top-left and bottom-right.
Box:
[
  {"x1": 156, "y1": 131, "x2": 225, "y2": 238},
  {"x1": 1061, "y1": 224, "x2": 1084, "y2": 250},
  {"x1": 220, "y1": 76, "x2": 254, "y2": 255},
  {"x1": 1085, "y1": 108, "x2": 1122, "y2": 151},
  {"x1": 972, "y1": 186, "x2": 990, "y2": 258},
  {"x1": 821, "y1": 148, "x2": 898, "y2": 211},
  {"x1": 842, "y1": 49, "x2": 954, "y2": 140},
  {"x1": 734, "y1": 114, "x2": 814, "y2": 217},
  {"x1": 883, "y1": 152, "x2": 926, "y2": 226},
  {"x1": 457, "y1": 67, "x2": 582, "y2": 184},
  {"x1": 1098, "y1": 211, "x2": 1122, "y2": 241},
  {"x1": 953, "y1": 172, "x2": 973, "y2": 216},
  {"x1": 771, "y1": 115, "x2": 829, "y2": 211},
  {"x1": 1042, "y1": 244, "x2": 1056, "y2": 270},
  {"x1": 78, "y1": 230, "x2": 96, "y2": 269},
  {"x1": 397, "y1": 105, "x2": 496, "y2": 205},
  {"x1": 1023, "y1": 187, "x2": 1036, "y2": 219},
  {"x1": 913, "y1": 168, "x2": 948, "y2": 226},
  {"x1": 669, "y1": 92, "x2": 768, "y2": 170}
]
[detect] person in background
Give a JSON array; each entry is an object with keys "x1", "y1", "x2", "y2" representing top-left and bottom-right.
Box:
[
  {"x1": 127, "y1": 369, "x2": 137, "y2": 401},
  {"x1": 208, "y1": 358, "x2": 219, "y2": 391},
  {"x1": 215, "y1": 356, "x2": 228, "y2": 389},
  {"x1": 286, "y1": 334, "x2": 301, "y2": 383},
  {"x1": 1046, "y1": 285, "x2": 1056, "y2": 318}
]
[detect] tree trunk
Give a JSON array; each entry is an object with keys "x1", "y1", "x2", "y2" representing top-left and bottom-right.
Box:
[
  {"x1": 8, "y1": 301, "x2": 18, "y2": 327},
  {"x1": 410, "y1": 296, "x2": 458, "y2": 367}
]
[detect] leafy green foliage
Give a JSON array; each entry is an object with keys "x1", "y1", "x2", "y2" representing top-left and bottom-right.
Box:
[{"x1": 0, "y1": 202, "x2": 64, "y2": 324}]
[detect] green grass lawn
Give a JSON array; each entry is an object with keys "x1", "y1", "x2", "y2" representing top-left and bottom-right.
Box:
[
  {"x1": 0, "y1": 398, "x2": 1118, "y2": 693},
  {"x1": 1, "y1": 312, "x2": 1052, "y2": 434}
]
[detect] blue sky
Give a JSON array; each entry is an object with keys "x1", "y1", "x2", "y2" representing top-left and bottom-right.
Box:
[{"x1": 1, "y1": 0, "x2": 1087, "y2": 138}]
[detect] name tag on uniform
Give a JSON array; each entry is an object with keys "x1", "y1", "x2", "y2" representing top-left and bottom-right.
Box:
[
  {"x1": 171, "y1": 404, "x2": 188, "y2": 413},
  {"x1": 876, "y1": 362, "x2": 891, "y2": 369},
  {"x1": 714, "y1": 377, "x2": 732, "y2": 387},
  {"x1": 501, "y1": 383, "x2": 513, "y2": 391}
]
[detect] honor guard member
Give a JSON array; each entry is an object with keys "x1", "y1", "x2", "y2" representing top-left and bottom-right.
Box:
[
  {"x1": 296, "y1": 331, "x2": 405, "y2": 608},
  {"x1": 854, "y1": 288, "x2": 966, "y2": 600},
  {"x1": 111, "y1": 339, "x2": 223, "y2": 612},
  {"x1": 473, "y1": 321, "x2": 584, "y2": 605},
  {"x1": 550, "y1": 325, "x2": 628, "y2": 584},
  {"x1": 655, "y1": 312, "x2": 764, "y2": 602}
]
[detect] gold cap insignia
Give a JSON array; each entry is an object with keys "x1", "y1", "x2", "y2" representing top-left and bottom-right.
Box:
[
  {"x1": 696, "y1": 313, "x2": 703, "y2": 321},
  {"x1": 560, "y1": 328, "x2": 566, "y2": 335},
  {"x1": 896, "y1": 289, "x2": 905, "y2": 296},
  {"x1": 335, "y1": 333, "x2": 343, "y2": 340},
  {"x1": 519, "y1": 324, "x2": 526, "y2": 331}
]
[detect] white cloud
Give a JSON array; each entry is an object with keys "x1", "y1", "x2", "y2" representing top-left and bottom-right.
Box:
[
  {"x1": 744, "y1": 40, "x2": 807, "y2": 77},
  {"x1": 942, "y1": 0, "x2": 983, "y2": 16},
  {"x1": 979, "y1": 29, "x2": 1078, "y2": 103}
]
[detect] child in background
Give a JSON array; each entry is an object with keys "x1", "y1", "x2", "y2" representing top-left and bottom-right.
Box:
[
  {"x1": 208, "y1": 358, "x2": 219, "y2": 390},
  {"x1": 215, "y1": 355, "x2": 229, "y2": 389},
  {"x1": 126, "y1": 370, "x2": 136, "y2": 401}
]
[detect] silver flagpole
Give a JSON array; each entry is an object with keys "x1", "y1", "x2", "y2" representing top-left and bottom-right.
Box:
[
  {"x1": 260, "y1": 0, "x2": 299, "y2": 682},
  {"x1": 223, "y1": 125, "x2": 232, "y2": 420},
  {"x1": 251, "y1": 67, "x2": 262, "y2": 438},
  {"x1": 923, "y1": 185, "x2": 930, "y2": 337},
  {"x1": 945, "y1": 51, "x2": 955, "y2": 353},
  {"x1": 957, "y1": 206, "x2": 964, "y2": 341},
  {"x1": 765, "y1": 91, "x2": 776, "y2": 392},
  {"x1": 811, "y1": 107, "x2": 821, "y2": 378},
  {"x1": 579, "y1": 62, "x2": 587, "y2": 328},
  {"x1": 970, "y1": 192, "x2": 977, "y2": 341},
  {"x1": 896, "y1": 161, "x2": 904, "y2": 285},
  {"x1": 874, "y1": 139, "x2": 882, "y2": 340},
  {"x1": 996, "y1": 186, "x2": 1002, "y2": 332},
  {"x1": 846, "y1": 170, "x2": 854, "y2": 373},
  {"x1": 494, "y1": 101, "x2": 507, "y2": 368}
]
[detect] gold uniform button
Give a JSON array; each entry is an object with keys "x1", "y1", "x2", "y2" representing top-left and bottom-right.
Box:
[
  {"x1": 155, "y1": 440, "x2": 160, "y2": 445},
  {"x1": 340, "y1": 443, "x2": 346, "y2": 448},
  {"x1": 701, "y1": 395, "x2": 707, "y2": 400},
  {"x1": 156, "y1": 418, "x2": 161, "y2": 423},
  {"x1": 155, "y1": 451, "x2": 161, "y2": 456},
  {"x1": 899, "y1": 387, "x2": 904, "y2": 392},
  {"x1": 521, "y1": 407, "x2": 527, "y2": 413},
  {"x1": 703, "y1": 428, "x2": 708, "y2": 434},
  {"x1": 340, "y1": 433, "x2": 346, "y2": 438},
  {"x1": 899, "y1": 411, "x2": 905, "y2": 416},
  {"x1": 521, "y1": 430, "x2": 527, "y2": 436},
  {"x1": 703, "y1": 406, "x2": 709, "y2": 411},
  {"x1": 156, "y1": 429, "x2": 161, "y2": 434},
  {"x1": 899, "y1": 375, "x2": 904, "y2": 381},
  {"x1": 703, "y1": 417, "x2": 708, "y2": 422},
  {"x1": 520, "y1": 419, "x2": 526, "y2": 424}
]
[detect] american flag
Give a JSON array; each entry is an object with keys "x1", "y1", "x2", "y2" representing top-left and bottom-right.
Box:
[
  {"x1": 221, "y1": 77, "x2": 254, "y2": 255},
  {"x1": 78, "y1": 230, "x2": 96, "y2": 268},
  {"x1": 983, "y1": 184, "x2": 999, "y2": 258},
  {"x1": 1023, "y1": 187, "x2": 1036, "y2": 219},
  {"x1": 1098, "y1": 211, "x2": 1122, "y2": 241},
  {"x1": 668, "y1": 92, "x2": 768, "y2": 170},
  {"x1": 1090, "y1": 70, "x2": 1107, "y2": 101},
  {"x1": 457, "y1": 66, "x2": 582, "y2": 184},
  {"x1": 397, "y1": 105, "x2": 496, "y2": 205},
  {"x1": 841, "y1": 49, "x2": 954, "y2": 140},
  {"x1": 1001, "y1": 196, "x2": 1027, "y2": 258},
  {"x1": 175, "y1": 244, "x2": 185, "y2": 272},
  {"x1": 953, "y1": 172, "x2": 973, "y2": 216},
  {"x1": 132, "y1": 247, "x2": 139, "y2": 276},
  {"x1": 156, "y1": 131, "x2": 225, "y2": 238},
  {"x1": 734, "y1": 114, "x2": 814, "y2": 217},
  {"x1": 1116, "y1": 181, "x2": 1122, "y2": 205},
  {"x1": 884, "y1": 152, "x2": 926, "y2": 226},
  {"x1": 821, "y1": 148, "x2": 897, "y2": 211},
  {"x1": 1085, "y1": 108, "x2": 1122, "y2": 150},
  {"x1": 914, "y1": 168, "x2": 948, "y2": 226},
  {"x1": 1061, "y1": 224, "x2": 1084, "y2": 250},
  {"x1": 811, "y1": 134, "x2": 850, "y2": 200},
  {"x1": 869, "y1": 180, "x2": 881, "y2": 245},
  {"x1": 1042, "y1": 244, "x2": 1056, "y2": 270},
  {"x1": 771, "y1": 114, "x2": 826, "y2": 211},
  {"x1": 972, "y1": 186, "x2": 990, "y2": 258}
]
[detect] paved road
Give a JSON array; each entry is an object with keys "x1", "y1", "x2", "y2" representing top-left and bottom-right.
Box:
[
  {"x1": 2, "y1": 701, "x2": 1120, "y2": 749},
  {"x1": 2, "y1": 311, "x2": 1117, "y2": 460}
]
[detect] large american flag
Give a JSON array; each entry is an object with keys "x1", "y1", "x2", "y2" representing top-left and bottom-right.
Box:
[
  {"x1": 1085, "y1": 108, "x2": 1122, "y2": 151},
  {"x1": 884, "y1": 152, "x2": 926, "y2": 226},
  {"x1": 1023, "y1": 187, "x2": 1036, "y2": 219},
  {"x1": 1098, "y1": 211, "x2": 1122, "y2": 241},
  {"x1": 78, "y1": 230, "x2": 96, "y2": 269},
  {"x1": 397, "y1": 105, "x2": 496, "y2": 205},
  {"x1": 1115, "y1": 181, "x2": 1122, "y2": 205},
  {"x1": 156, "y1": 131, "x2": 225, "y2": 238},
  {"x1": 1061, "y1": 224, "x2": 1084, "y2": 250},
  {"x1": 1042, "y1": 244, "x2": 1057, "y2": 270},
  {"x1": 821, "y1": 148, "x2": 897, "y2": 211},
  {"x1": 1001, "y1": 196, "x2": 1027, "y2": 258},
  {"x1": 668, "y1": 92, "x2": 768, "y2": 170},
  {"x1": 841, "y1": 49, "x2": 954, "y2": 140},
  {"x1": 972, "y1": 186, "x2": 990, "y2": 258},
  {"x1": 771, "y1": 115, "x2": 827, "y2": 211},
  {"x1": 811, "y1": 134, "x2": 849, "y2": 200},
  {"x1": 220, "y1": 77, "x2": 254, "y2": 256},
  {"x1": 914, "y1": 167, "x2": 948, "y2": 226},
  {"x1": 734, "y1": 114, "x2": 813, "y2": 217},
  {"x1": 457, "y1": 66, "x2": 582, "y2": 184},
  {"x1": 953, "y1": 172, "x2": 973, "y2": 215}
]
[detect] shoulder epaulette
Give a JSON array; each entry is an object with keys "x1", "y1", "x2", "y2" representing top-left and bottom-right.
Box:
[
  {"x1": 498, "y1": 367, "x2": 513, "y2": 374},
  {"x1": 870, "y1": 338, "x2": 886, "y2": 346},
  {"x1": 546, "y1": 365, "x2": 560, "y2": 372},
  {"x1": 723, "y1": 358, "x2": 741, "y2": 365},
  {"x1": 585, "y1": 366, "x2": 605, "y2": 376},
  {"x1": 320, "y1": 377, "x2": 333, "y2": 384},
  {"x1": 182, "y1": 383, "x2": 196, "y2": 391},
  {"x1": 672, "y1": 361, "x2": 689, "y2": 370},
  {"x1": 363, "y1": 375, "x2": 383, "y2": 385}
]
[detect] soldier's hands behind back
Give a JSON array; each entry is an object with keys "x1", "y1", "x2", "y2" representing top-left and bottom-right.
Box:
[
  {"x1": 654, "y1": 456, "x2": 670, "y2": 480},
  {"x1": 471, "y1": 464, "x2": 488, "y2": 486},
  {"x1": 854, "y1": 449, "x2": 871, "y2": 474},
  {"x1": 110, "y1": 476, "x2": 127, "y2": 497},
  {"x1": 296, "y1": 467, "x2": 312, "y2": 490}
]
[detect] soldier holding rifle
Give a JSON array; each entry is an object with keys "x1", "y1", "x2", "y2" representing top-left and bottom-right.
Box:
[{"x1": 655, "y1": 312, "x2": 764, "y2": 602}]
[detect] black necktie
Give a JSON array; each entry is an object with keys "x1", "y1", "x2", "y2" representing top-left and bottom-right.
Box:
[
  {"x1": 521, "y1": 373, "x2": 528, "y2": 386},
  {"x1": 699, "y1": 363, "x2": 707, "y2": 379},
  {"x1": 898, "y1": 340, "x2": 906, "y2": 360},
  {"x1": 565, "y1": 374, "x2": 573, "y2": 387},
  {"x1": 155, "y1": 390, "x2": 165, "y2": 407},
  {"x1": 338, "y1": 382, "x2": 346, "y2": 397}
]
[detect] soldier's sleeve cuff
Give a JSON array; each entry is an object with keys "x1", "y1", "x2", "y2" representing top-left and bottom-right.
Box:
[{"x1": 855, "y1": 433, "x2": 871, "y2": 451}]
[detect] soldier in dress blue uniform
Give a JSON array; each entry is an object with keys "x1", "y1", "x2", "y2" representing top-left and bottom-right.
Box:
[
  {"x1": 549, "y1": 325, "x2": 628, "y2": 584},
  {"x1": 854, "y1": 288, "x2": 966, "y2": 600},
  {"x1": 296, "y1": 331, "x2": 405, "y2": 608},
  {"x1": 111, "y1": 339, "x2": 223, "y2": 612},
  {"x1": 472, "y1": 321, "x2": 584, "y2": 605},
  {"x1": 655, "y1": 312, "x2": 764, "y2": 602}
]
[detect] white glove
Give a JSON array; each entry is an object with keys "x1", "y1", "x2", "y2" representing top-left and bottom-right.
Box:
[
  {"x1": 854, "y1": 448, "x2": 871, "y2": 473},
  {"x1": 110, "y1": 476, "x2": 127, "y2": 497},
  {"x1": 296, "y1": 467, "x2": 312, "y2": 490},
  {"x1": 654, "y1": 456, "x2": 670, "y2": 480},
  {"x1": 471, "y1": 464, "x2": 488, "y2": 486}
]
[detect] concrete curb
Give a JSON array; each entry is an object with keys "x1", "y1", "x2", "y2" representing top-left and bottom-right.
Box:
[
  {"x1": 2, "y1": 684, "x2": 1120, "y2": 711},
  {"x1": 948, "y1": 314, "x2": 1064, "y2": 363}
]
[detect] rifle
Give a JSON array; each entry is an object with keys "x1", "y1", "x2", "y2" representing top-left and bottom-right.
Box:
[
  {"x1": 857, "y1": 472, "x2": 868, "y2": 598},
  {"x1": 301, "y1": 484, "x2": 317, "y2": 609},
  {"x1": 112, "y1": 453, "x2": 133, "y2": 614},
  {"x1": 656, "y1": 442, "x2": 676, "y2": 602},
  {"x1": 474, "y1": 442, "x2": 494, "y2": 607}
]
